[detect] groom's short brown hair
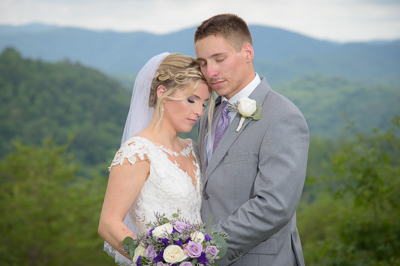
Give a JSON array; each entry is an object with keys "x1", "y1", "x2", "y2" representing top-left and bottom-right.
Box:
[{"x1": 194, "y1": 13, "x2": 252, "y2": 52}]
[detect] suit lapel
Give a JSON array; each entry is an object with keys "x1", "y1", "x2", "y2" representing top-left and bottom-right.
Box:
[
  {"x1": 198, "y1": 111, "x2": 208, "y2": 172},
  {"x1": 199, "y1": 96, "x2": 222, "y2": 174},
  {"x1": 203, "y1": 78, "x2": 271, "y2": 183}
]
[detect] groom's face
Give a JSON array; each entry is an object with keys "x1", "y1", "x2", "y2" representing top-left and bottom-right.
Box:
[{"x1": 195, "y1": 35, "x2": 250, "y2": 99}]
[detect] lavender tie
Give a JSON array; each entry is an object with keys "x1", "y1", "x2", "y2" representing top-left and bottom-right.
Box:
[{"x1": 213, "y1": 101, "x2": 231, "y2": 153}]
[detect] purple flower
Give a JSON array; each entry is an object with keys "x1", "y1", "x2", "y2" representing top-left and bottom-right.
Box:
[
  {"x1": 185, "y1": 237, "x2": 191, "y2": 244},
  {"x1": 161, "y1": 238, "x2": 170, "y2": 246},
  {"x1": 154, "y1": 250, "x2": 164, "y2": 263},
  {"x1": 185, "y1": 240, "x2": 203, "y2": 258},
  {"x1": 149, "y1": 229, "x2": 153, "y2": 236},
  {"x1": 174, "y1": 221, "x2": 189, "y2": 233},
  {"x1": 205, "y1": 245, "x2": 219, "y2": 260},
  {"x1": 156, "y1": 262, "x2": 168, "y2": 266},
  {"x1": 179, "y1": 262, "x2": 193, "y2": 266},
  {"x1": 198, "y1": 252, "x2": 208, "y2": 264},
  {"x1": 174, "y1": 239, "x2": 183, "y2": 246},
  {"x1": 205, "y1": 234, "x2": 211, "y2": 242},
  {"x1": 172, "y1": 227, "x2": 179, "y2": 235},
  {"x1": 145, "y1": 244, "x2": 156, "y2": 260},
  {"x1": 136, "y1": 255, "x2": 142, "y2": 266}
]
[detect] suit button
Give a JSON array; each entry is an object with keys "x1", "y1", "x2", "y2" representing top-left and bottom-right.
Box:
[{"x1": 203, "y1": 193, "x2": 209, "y2": 200}]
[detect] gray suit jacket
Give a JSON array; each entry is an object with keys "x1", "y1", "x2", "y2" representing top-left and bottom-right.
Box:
[{"x1": 198, "y1": 78, "x2": 309, "y2": 266}]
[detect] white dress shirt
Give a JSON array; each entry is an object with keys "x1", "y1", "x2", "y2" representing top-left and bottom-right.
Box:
[{"x1": 206, "y1": 73, "x2": 261, "y2": 163}]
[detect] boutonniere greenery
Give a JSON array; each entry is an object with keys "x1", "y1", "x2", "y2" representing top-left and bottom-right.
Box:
[{"x1": 228, "y1": 98, "x2": 262, "y2": 131}]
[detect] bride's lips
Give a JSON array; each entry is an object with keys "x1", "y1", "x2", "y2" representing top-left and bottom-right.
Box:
[{"x1": 188, "y1": 119, "x2": 198, "y2": 124}]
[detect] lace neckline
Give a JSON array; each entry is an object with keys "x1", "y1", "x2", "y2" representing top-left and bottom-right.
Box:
[
  {"x1": 130, "y1": 136, "x2": 193, "y2": 158},
  {"x1": 129, "y1": 136, "x2": 199, "y2": 188}
]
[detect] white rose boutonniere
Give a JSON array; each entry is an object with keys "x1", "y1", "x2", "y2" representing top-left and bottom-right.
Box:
[{"x1": 229, "y1": 98, "x2": 262, "y2": 131}]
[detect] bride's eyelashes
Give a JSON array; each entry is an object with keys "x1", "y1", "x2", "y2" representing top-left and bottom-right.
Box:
[{"x1": 187, "y1": 96, "x2": 208, "y2": 107}]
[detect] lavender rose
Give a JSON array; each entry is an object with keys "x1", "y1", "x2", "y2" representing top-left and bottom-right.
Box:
[
  {"x1": 180, "y1": 262, "x2": 193, "y2": 266},
  {"x1": 145, "y1": 244, "x2": 156, "y2": 260},
  {"x1": 205, "y1": 245, "x2": 219, "y2": 260},
  {"x1": 185, "y1": 241, "x2": 203, "y2": 258},
  {"x1": 174, "y1": 221, "x2": 189, "y2": 233}
]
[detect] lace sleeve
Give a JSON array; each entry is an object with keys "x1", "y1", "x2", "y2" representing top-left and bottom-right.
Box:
[{"x1": 108, "y1": 140, "x2": 149, "y2": 171}]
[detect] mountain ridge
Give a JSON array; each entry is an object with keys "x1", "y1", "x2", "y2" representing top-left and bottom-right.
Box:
[{"x1": 1, "y1": 23, "x2": 399, "y2": 86}]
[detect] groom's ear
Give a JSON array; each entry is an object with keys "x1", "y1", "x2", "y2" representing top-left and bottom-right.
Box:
[
  {"x1": 157, "y1": 85, "x2": 167, "y2": 99},
  {"x1": 243, "y1": 43, "x2": 254, "y2": 63}
]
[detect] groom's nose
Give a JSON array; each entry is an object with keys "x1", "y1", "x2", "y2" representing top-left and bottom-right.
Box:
[{"x1": 206, "y1": 62, "x2": 219, "y2": 78}]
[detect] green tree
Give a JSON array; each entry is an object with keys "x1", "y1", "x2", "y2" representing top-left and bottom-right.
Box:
[
  {"x1": 0, "y1": 47, "x2": 130, "y2": 170},
  {"x1": 299, "y1": 117, "x2": 400, "y2": 265},
  {"x1": 0, "y1": 139, "x2": 115, "y2": 265}
]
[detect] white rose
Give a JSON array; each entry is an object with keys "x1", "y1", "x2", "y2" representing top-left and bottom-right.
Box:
[
  {"x1": 163, "y1": 245, "x2": 187, "y2": 263},
  {"x1": 152, "y1": 223, "x2": 173, "y2": 238},
  {"x1": 238, "y1": 98, "x2": 257, "y2": 117},
  {"x1": 190, "y1": 231, "x2": 205, "y2": 243},
  {"x1": 132, "y1": 244, "x2": 146, "y2": 263}
]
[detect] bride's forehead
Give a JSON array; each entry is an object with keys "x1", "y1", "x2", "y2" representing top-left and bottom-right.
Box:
[{"x1": 169, "y1": 82, "x2": 209, "y2": 99}]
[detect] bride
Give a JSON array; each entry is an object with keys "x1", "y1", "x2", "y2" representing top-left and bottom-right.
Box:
[{"x1": 98, "y1": 52, "x2": 214, "y2": 265}]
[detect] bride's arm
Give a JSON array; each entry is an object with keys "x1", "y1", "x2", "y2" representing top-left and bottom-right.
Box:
[{"x1": 98, "y1": 157, "x2": 150, "y2": 260}]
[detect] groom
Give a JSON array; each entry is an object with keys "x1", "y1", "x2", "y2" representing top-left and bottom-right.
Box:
[{"x1": 195, "y1": 14, "x2": 309, "y2": 265}]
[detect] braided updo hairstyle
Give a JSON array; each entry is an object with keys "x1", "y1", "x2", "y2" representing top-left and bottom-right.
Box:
[{"x1": 149, "y1": 53, "x2": 214, "y2": 129}]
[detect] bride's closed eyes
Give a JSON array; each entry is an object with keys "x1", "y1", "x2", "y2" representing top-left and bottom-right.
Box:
[{"x1": 187, "y1": 96, "x2": 208, "y2": 107}]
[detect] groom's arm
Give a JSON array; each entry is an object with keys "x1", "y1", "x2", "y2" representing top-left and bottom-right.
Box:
[{"x1": 216, "y1": 107, "x2": 309, "y2": 264}]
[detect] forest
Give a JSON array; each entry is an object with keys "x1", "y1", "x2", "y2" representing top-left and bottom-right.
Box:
[{"x1": 0, "y1": 47, "x2": 399, "y2": 265}]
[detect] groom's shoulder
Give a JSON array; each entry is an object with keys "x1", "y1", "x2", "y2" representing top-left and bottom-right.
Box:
[{"x1": 261, "y1": 83, "x2": 305, "y2": 118}]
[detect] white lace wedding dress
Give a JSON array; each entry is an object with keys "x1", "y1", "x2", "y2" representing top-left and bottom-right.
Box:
[{"x1": 103, "y1": 136, "x2": 202, "y2": 265}]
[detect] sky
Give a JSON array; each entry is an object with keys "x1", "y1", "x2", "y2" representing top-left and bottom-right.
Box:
[{"x1": 1, "y1": 0, "x2": 400, "y2": 42}]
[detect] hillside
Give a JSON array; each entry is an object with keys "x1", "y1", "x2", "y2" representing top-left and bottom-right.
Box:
[
  {"x1": 1, "y1": 47, "x2": 398, "y2": 168},
  {"x1": 274, "y1": 74, "x2": 400, "y2": 137},
  {"x1": 0, "y1": 47, "x2": 130, "y2": 168}
]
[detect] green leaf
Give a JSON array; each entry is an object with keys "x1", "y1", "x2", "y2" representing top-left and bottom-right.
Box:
[
  {"x1": 205, "y1": 214, "x2": 214, "y2": 235},
  {"x1": 122, "y1": 236, "x2": 134, "y2": 247},
  {"x1": 172, "y1": 213, "x2": 179, "y2": 218},
  {"x1": 252, "y1": 107, "x2": 262, "y2": 120},
  {"x1": 129, "y1": 245, "x2": 136, "y2": 259},
  {"x1": 213, "y1": 235, "x2": 228, "y2": 258}
]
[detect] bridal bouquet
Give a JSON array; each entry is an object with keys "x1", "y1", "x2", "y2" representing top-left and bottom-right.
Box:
[{"x1": 122, "y1": 212, "x2": 228, "y2": 266}]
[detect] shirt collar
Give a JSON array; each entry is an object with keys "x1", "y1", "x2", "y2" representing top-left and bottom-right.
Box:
[{"x1": 222, "y1": 73, "x2": 261, "y2": 105}]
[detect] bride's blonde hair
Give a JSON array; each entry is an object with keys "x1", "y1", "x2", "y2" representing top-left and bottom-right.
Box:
[{"x1": 149, "y1": 53, "x2": 215, "y2": 129}]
